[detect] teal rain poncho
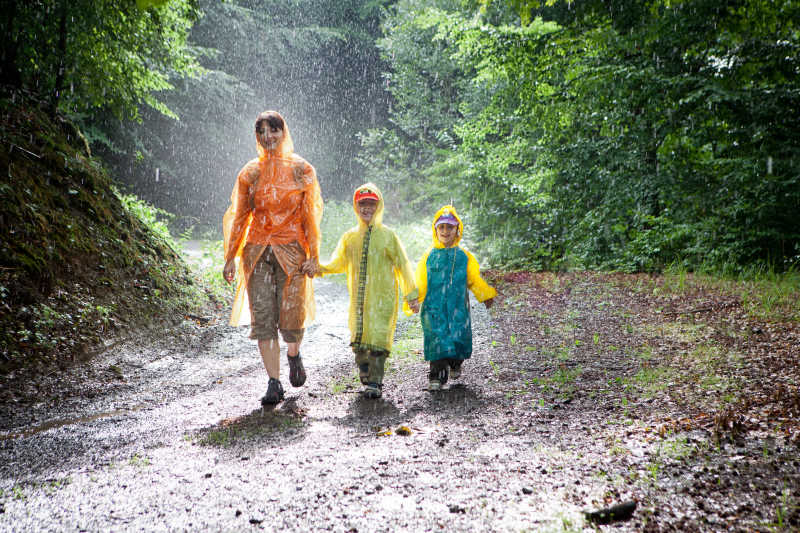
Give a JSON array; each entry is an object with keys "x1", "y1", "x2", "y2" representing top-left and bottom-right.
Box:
[{"x1": 412, "y1": 205, "x2": 496, "y2": 362}]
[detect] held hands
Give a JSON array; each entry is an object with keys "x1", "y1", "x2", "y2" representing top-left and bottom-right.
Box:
[
  {"x1": 301, "y1": 258, "x2": 320, "y2": 277},
  {"x1": 483, "y1": 297, "x2": 494, "y2": 309},
  {"x1": 223, "y1": 258, "x2": 236, "y2": 284},
  {"x1": 408, "y1": 298, "x2": 420, "y2": 314}
]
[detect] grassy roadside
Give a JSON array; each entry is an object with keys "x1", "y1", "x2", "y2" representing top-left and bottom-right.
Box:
[
  {"x1": 0, "y1": 95, "x2": 211, "y2": 374},
  {"x1": 483, "y1": 269, "x2": 800, "y2": 530}
]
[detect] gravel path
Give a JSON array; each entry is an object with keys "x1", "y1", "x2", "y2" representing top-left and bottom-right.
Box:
[{"x1": 2, "y1": 273, "x2": 798, "y2": 532}]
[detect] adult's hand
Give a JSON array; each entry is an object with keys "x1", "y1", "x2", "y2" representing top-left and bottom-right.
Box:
[
  {"x1": 301, "y1": 258, "x2": 319, "y2": 277},
  {"x1": 223, "y1": 258, "x2": 236, "y2": 284}
]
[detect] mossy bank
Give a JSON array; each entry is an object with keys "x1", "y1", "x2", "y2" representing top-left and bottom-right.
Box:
[{"x1": 0, "y1": 92, "x2": 210, "y2": 373}]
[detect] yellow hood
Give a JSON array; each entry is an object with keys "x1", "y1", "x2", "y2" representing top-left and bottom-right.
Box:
[
  {"x1": 352, "y1": 182, "x2": 385, "y2": 228},
  {"x1": 431, "y1": 205, "x2": 463, "y2": 248}
]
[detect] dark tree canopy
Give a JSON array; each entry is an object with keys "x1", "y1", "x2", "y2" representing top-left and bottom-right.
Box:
[
  {"x1": 3, "y1": 0, "x2": 797, "y2": 273},
  {"x1": 0, "y1": 0, "x2": 200, "y2": 119},
  {"x1": 360, "y1": 0, "x2": 799, "y2": 272}
]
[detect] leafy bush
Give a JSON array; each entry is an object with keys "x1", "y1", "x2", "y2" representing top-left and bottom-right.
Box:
[{"x1": 363, "y1": 0, "x2": 800, "y2": 273}]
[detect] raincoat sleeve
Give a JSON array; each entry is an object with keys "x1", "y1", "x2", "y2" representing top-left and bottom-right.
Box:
[
  {"x1": 319, "y1": 233, "x2": 349, "y2": 276},
  {"x1": 301, "y1": 161, "x2": 323, "y2": 260},
  {"x1": 390, "y1": 232, "x2": 419, "y2": 303},
  {"x1": 222, "y1": 162, "x2": 258, "y2": 328},
  {"x1": 465, "y1": 249, "x2": 497, "y2": 303},
  {"x1": 403, "y1": 248, "x2": 430, "y2": 315},
  {"x1": 223, "y1": 165, "x2": 255, "y2": 262},
  {"x1": 413, "y1": 249, "x2": 431, "y2": 303}
]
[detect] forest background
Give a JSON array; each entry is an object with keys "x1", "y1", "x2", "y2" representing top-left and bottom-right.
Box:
[
  {"x1": 2, "y1": 0, "x2": 797, "y2": 274},
  {"x1": 2, "y1": 3, "x2": 800, "y2": 529}
]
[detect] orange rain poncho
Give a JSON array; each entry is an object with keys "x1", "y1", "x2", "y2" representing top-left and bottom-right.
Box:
[
  {"x1": 222, "y1": 112, "x2": 323, "y2": 327},
  {"x1": 319, "y1": 183, "x2": 418, "y2": 353}
]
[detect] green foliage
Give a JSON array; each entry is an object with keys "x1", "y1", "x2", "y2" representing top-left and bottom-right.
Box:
[
  {"x1": 97, "y1": 0, "x2": 393, "y2": 233},
  {"x1": 198, "y1": 239, "x2": 235, "y2": 302},
  {"x1": 0, "y1": 94, "x2": 208, "y2": 372},
  {"x1": 0, "y1": 0, "x2": 201, "y2": 120},
  {"x1": 320, "y1": 200, "x2": 358, "y2": 260},
  {"x1": 117, "y1": 192, "x2": 176, "y2": 246},
  {"x1": 366, "y1": 0, "x2": 800, "y2": 272}
]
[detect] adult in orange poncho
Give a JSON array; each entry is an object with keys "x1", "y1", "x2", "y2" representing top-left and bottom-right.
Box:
[{"x1": 222, "y1": 110, "x2": 323, "y2": 405}]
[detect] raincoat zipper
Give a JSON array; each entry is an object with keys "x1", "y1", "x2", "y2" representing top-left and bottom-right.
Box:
[{"x1": 353, "y1": 225, "x2": 372, "y2": 346}]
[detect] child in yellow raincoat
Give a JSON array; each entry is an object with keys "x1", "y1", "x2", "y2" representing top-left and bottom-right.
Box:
[
  {"x1": 409, "y1": 206, "x2": 496, "y2": 390},
  {"x1": 304, "y1": 183, "x2": 419, "y2": 399}
]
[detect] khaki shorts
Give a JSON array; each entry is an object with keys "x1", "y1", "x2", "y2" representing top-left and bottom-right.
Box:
[{"x1": 245, "y1": 245, "x2": 304, "y2": 342}]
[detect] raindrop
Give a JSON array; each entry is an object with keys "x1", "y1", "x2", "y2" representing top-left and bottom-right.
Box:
[
  {"x1": 766, "y1": 157, "x2": 773, "y2": 175},
  {"x1": 155, "y1": 168, "x2": 160, "y2": 182}
]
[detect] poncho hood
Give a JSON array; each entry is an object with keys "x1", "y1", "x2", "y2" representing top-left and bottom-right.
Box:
[
  {"x1": 352, "y1": 182, "x2": 385, "y2": 228},
  {"x1": 255, "y1": 110, "x2": 294, "y2": 160},
  {"x1": 431, "y1": 205, "x2": 463, "y2": 248}
]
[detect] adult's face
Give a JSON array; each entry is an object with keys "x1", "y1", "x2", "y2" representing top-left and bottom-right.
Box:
[{"x1": 258, "y1": 123, "x2": 284, "y2": 151}]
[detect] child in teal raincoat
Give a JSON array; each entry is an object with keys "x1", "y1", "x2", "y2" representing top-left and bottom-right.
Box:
[{"x1": 409, "y1": 206, "x2": 497, "y2": 390}]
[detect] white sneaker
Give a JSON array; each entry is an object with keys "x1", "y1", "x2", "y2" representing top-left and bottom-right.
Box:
[{"x1": 429, "y1": 380, "x2": 441, "y2": 391}]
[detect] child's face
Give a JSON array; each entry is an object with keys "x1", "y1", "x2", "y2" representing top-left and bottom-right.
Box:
[
  {"x1": 357, "y1": 199, "x2": 379, "y2": 224},
  {"x1": 436, "y1": 223, "x2": 458, "y2": 247}
]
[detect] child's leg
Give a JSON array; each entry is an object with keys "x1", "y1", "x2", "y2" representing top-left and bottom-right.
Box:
[
  {"x1": 449, "y1": 358, "x2": 463, "y2": 379},
  {"x1": 367, "y1": 351, "x2": 386, "y2": 385},
  {"x1": 429, "y1": 360, "x2": 449, "y2": 385},
  {"x1": 354, "y1": 349, "x2": 370, "y2": 385},
  {"x1": 359, "y1": 350, "x2": 386, "y2": 399}
]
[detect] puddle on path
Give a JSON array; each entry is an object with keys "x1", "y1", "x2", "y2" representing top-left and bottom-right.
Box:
[{"x1": 0, "y1": 406, "x2": 145, "y2": 441}]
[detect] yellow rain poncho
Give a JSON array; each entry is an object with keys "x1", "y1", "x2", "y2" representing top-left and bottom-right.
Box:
[
  {"x1": 319, "y1": 183, "x2": 418, "y2": 353},
  {"x1": 222, "y1": 111, "x2": 323, "y2": 328}
]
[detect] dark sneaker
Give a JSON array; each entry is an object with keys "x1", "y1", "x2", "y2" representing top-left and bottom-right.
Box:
[
  {"x1": 438, "y1": 366, "x2": 449, "y2": 386},
  {"x1": 288, "y1": 354, "x2": 306, "y2": 387},
  {"x1": 450, "y1": 363, "x2": 462, "y2": 380},
  {"x1": 261, "y1": 378, "x2": 284, "y2": 405},
  {"x1": 358, "y1": 363, "x2": 370, "y2": 385},
  {"x1": 363, "y1": 382, "x2": 382, "y2": 399}
]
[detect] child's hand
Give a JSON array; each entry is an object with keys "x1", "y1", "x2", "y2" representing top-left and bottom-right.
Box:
[
  {"x1": 483, "y1": 297, "x2": 494, "y2": 309},
  {"x1": 408, "y1": 298, "x2": 420, "y2": 313},
  {"x1": 301, "y1": 258, "x2": 319, "y2": 277}
]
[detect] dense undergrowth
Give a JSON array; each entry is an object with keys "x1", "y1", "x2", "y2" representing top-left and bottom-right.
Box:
[{"x1": 0, "y1": 92, "x2": 210, "y2": 373}]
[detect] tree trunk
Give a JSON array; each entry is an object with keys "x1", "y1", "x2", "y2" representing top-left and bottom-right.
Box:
[
  {"x1": 0, "y1": 0, "x2": 22, "y2": 89},
  {"x1": 51, "y1": 0, "x2": 68, "y2": 112}
]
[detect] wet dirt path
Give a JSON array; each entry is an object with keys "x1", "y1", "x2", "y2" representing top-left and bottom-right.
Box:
[
  {"x1": 1, "y1": 274, "x2": 798, "y2": 531},
  {"x1": 1, "y1": 279, "x2": 541, "y2": 532}
]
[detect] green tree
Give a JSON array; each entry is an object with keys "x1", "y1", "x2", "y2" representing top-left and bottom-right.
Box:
[
  {"x1": 369, "y1": 0, "x2": 800, "y2": 271},
  {"x1": 97, "y1": 0, "x2": 393, "y2": 231},
  {"x1": 0, "y1": 0, "x2": 201, "y2": 120}
]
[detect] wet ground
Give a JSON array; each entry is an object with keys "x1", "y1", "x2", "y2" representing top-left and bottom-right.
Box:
[{"x1": 1, "y1": 270, "x2": 798, "y2": 532}]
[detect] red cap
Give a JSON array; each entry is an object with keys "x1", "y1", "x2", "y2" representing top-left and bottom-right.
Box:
[{"x1": 354, "y1": 188, "x2": 379, "y2": 203}]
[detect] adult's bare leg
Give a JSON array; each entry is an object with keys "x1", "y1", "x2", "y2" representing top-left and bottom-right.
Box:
[
  {"x1": 287, "y1": 341, "x2": 300, "y2": 358},
  {"x1": 258, "y1": 338, "x2": 280, "y2": 379}
]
